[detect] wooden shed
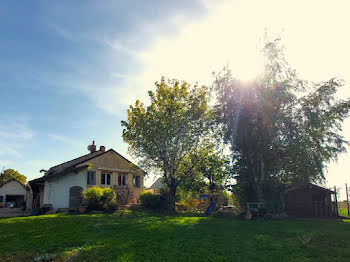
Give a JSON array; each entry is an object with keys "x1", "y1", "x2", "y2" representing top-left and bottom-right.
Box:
[{"x1": 284, "y1": 183, "x2": 337, "y2": 218}]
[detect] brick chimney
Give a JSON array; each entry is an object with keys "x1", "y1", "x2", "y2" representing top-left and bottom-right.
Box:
[
  {"x1": 87, "y1": 141, "x2": 96, "y2": 153},
  {"x1": 99, "y1": 146, "x2": 106, "y2": 152}
]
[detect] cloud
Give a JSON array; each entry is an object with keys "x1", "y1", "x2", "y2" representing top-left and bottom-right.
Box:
[
  {"x1": 50, "y1": 23, "x2": 75, "y2": 41},
  {"x1": 49, "y1": 134, "x2": 85, "y2": 147},
  {"x1": 25, "y1": 160, "x2": 57, "y2": 170},
  {"x1": 0, "y1": 117, "x2": 34, "y2": 158},
  {"x1": 0, "y1": 160, "x2": 12, "y2": 167}
]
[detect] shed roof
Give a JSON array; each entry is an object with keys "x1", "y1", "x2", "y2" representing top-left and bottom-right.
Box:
[
  {"x1": 0, "y1": 178, "x2": 26, "y2": 188},
  {"x1": 284, "y1": 183, "x2": 334, "y2": 194}
]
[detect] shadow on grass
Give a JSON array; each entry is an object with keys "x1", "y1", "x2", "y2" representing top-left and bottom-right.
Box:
[{"x1": 1, "y1": 211, "x2": 350, "y2": 262}]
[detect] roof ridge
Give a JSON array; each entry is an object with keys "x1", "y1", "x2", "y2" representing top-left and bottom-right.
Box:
[
  {"x1": 0, "y1": 178, "x2": 26, "y2": 188},
  {"x1": 47, "y1": 151, "x2": 103, "y2": 170}
]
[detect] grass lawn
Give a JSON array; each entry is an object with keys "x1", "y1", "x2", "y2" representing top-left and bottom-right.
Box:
[{"x1": 1, "y1": 211, "x2": 350, "y2": 262}]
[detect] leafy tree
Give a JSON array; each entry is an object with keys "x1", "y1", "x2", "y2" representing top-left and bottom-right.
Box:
[
  {"x1": 122, "y1": 77, "x2": 210, "y2": 211},
  {"x1": 179, "y1": 142, "x2": 230, "y2": 194},
  {"x1": 0, "y1": 168, "x2": 26, "y2": 185},
  {"x1": 213, "y1": 38, "x2": 350, "y2": 208}
]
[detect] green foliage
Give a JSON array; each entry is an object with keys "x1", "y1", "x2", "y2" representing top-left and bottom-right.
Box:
[
  {"x1": 83, "y1": 186, "x2": 117, "y2": 212},
  {"x1": 139, "y1": 192, "x2": 168, "y2": 210},
  {"x1": 122, "y1": 77, "x2": 210, "y2": 211},
  {"x1": 0, "y1": 168, "x2": 26, "y2": 185},
  {"x1": 213, "y1": 37, "x2": 350, "y2": 208},
  {"x1": 178, "y1": 141, "x2": 230, "y2": 194}
]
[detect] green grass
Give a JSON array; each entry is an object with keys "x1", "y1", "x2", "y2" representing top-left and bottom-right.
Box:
[{"x1": 1, "y1": 211, "x2": 350, "y2": 262}]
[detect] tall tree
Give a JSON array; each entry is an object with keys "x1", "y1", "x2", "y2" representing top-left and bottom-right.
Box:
[
  {"x1": 180, "y1": 142, "x2": 230, "y2": 194},
  {"x1": 122, "y1": 77, "x2": 210, "y2": 211},
  {"x1": 0, "y1": 168, "x2": 26, "y2": 185},
  {"x1": 213, "y1": 38, "x2": 350, "y2": 207}
]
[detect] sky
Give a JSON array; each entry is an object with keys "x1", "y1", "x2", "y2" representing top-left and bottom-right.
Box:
[{"x1": 1, "y1": 0, "x2": 349, "y2": 199}]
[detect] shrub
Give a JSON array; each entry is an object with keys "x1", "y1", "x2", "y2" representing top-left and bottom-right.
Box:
[
  {"x1": 83, "y1": 186, "x2": 117, "y2": 212},
  {"x1": 179, "y1": 198, "x2": 200, "y2": 211},
  {"x1": 139, "y1": 192, "x2": 168, "y2": 210},
  {"x1": 113, "y1": 185, "x2": 135, "y2": 209}
]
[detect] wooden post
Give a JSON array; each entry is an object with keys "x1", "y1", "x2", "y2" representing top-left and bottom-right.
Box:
[
  {"x1": 346, "y1": 183, "x2": 349, "y2": 216},
  {"x1": 334, "y1": 186, "x2": 339, "y2": 217}
]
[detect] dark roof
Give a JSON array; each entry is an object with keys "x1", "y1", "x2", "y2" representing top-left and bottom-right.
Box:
[
  {"x1": 29, "y1": 148, "x2": 145, "y2": 182},
  {"x1": 0, "y1": 178, "x2": 26, "y2": 188},
  {"x1": 43, "y1": 150, "x2": 105, "y2": 179},
  {"x1": 284, "y1": 183, "x2": 335, "y2": 194}
]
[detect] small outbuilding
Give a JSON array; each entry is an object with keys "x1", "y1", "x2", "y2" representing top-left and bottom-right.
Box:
[
  {"x1": 0, "y1": 179, "x2": 27, "y2": 208},
  {"x1": 284, "y1": 183, "x2": 337, "y2": 218}
]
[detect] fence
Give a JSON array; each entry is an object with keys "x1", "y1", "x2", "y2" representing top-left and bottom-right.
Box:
[{"x1": 333, "y1": 184, "x2": 350, "y2": 217}]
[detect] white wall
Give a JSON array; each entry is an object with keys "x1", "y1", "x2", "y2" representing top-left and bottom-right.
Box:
[
  {"x1": 43, "y1": 171, "x2": 87, "y2": 212},
  {"x1": 0, "y1": 180, "x2": 26, "y2": 202}
]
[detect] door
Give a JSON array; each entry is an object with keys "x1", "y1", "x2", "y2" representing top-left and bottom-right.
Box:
[{"x1": 69, "y1": 186, "x2": 83, "y2": 209}]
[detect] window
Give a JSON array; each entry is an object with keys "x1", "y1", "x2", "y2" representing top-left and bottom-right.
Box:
[
  {"x1": 133, "y1": 175, "x2": 140, "y2": 188},
  {"x1": 0, "y1": 196, "x2": 3, "y2": 202},
  {"x1": 101, "y1": 172, "x2": 111, "y2": 185},
  {"x1": 87, "y1": 171, "x2": 96, "y2": 185},
  {"x1": 118, "y1": 174, "x2": 127, "y2": 186}
]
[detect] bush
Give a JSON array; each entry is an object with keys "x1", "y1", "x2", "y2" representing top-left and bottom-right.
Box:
[
  {"x1": 179, "y1": 198, "x2": 200, "y2": 211},
  {"x1": 83, "y1": 186, "x2": 117, "y2": 212},
  {"x1": 113, "y1": 185, "x2": 135, "y2": 208},
  {"x1": 139, "y1": 192, "x2": 168, "y2": 210}
]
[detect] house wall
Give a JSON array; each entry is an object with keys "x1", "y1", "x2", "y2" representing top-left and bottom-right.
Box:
[
  {"x1": 43, "y1": 171, "x2": 87, "y2": 211},
  {"x1": 79, "y1": 150, "x2": 145, "y2": 202},
  {"x1": 42, "y1": 150, "x2": 145, "y2": 212},
  {"x1": 0, "y1": 180, "x2": 26, "y2": 203}
]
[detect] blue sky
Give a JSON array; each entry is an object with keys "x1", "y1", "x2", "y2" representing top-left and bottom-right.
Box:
[
  {"x1": 0, "y1": 0, "x2": 209, "y2": 183},
  {"x1": 1, "y1": 0, "x2": 350, "y2": 195}
]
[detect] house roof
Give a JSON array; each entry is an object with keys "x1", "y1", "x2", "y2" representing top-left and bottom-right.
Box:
[
  {"x1": 149, "y1": 178, "x2": 164, "y2": 190},
  {"x1": 43, "y1": 150, "x2": 105, "y2": 179},
  {"x1": 0, "y1": 178, "x2": 26, "y2": 188},
  {"x1": 284, "y1": 183, "x2": 335, "y2": 194},
  {"x1": 29, "y1": 148, "x2": 145, "y2": 182}
]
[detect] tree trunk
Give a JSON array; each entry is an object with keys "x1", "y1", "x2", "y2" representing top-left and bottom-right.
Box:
[
  {"x1": 256, "y1": 157, "x2": 265, "y2": 203},
  {"x1": 252, "y1": 157, "x2": 265, "y2": 204},
  {"x1": 169, "y1": 184, "x2": 177, "y2": 212}
]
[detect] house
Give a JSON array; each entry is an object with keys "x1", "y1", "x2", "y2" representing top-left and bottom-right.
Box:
[
  {"x1": 0, "y1": 179, "x2": 27, "y2": 208},
  {"x1": 147, "y1": 177, "x2": 165, "y2": 194},
  {"x1": 28, "y1": 142, "x2": 145, "y2": 212},
  {"x1": 284, "y1": 183, "x2": 337, "y2": 218}
]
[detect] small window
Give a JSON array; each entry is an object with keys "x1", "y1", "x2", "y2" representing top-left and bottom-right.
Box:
[
  {"x1": 118, "y1": 174, "x2": 127, "y2": 186},
  {"x1": 133, "y1": 175, "x2": 140, "y2": 188},
  {"x1": 0, "y1": 196, "x2": 3, "y2": 202},
  {"x1": 101, "y1": 172, "x2": 111, "y2": 185},
  {"x1": 87, "y1": 171, "x2": 96, "y2": 185}
]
